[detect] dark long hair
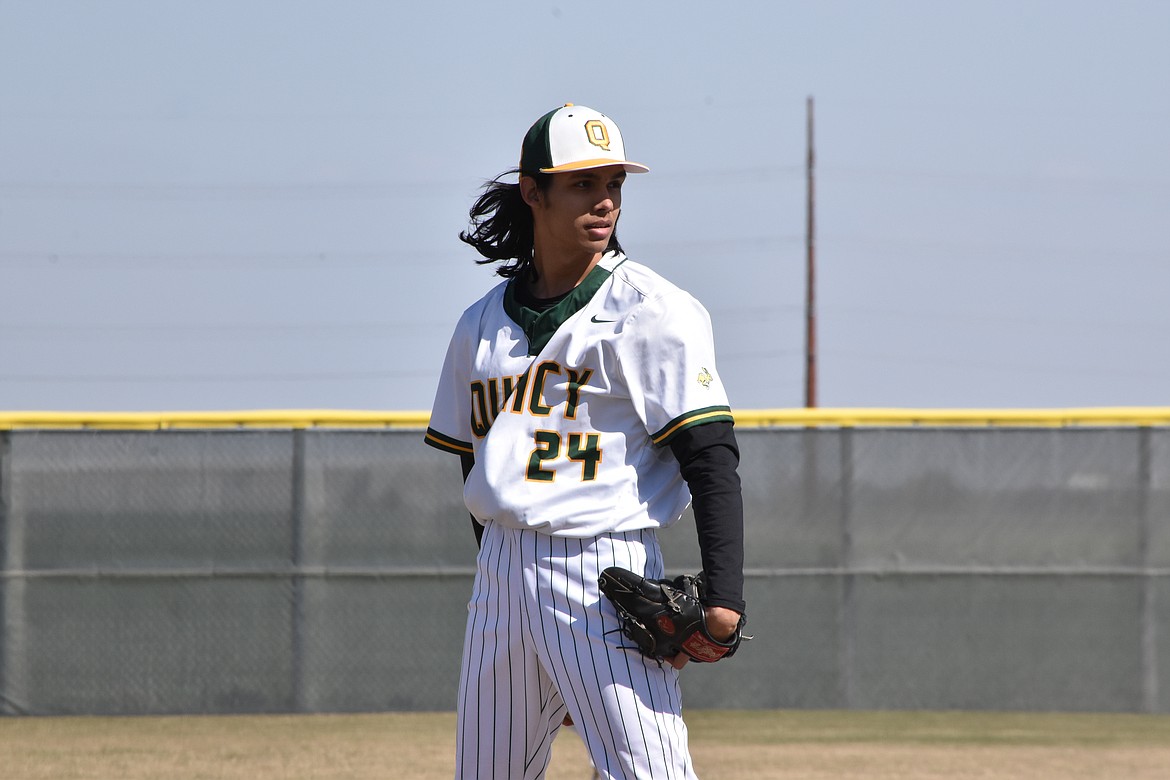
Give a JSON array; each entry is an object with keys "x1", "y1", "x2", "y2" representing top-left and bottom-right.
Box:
[{"x1": 459, "y1": 168, "x2": 624, "y2": 279}]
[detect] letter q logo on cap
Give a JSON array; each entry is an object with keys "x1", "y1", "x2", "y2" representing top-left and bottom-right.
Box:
[{"x1": 584, "y1": 119, "x2": 611, "y2": 151}]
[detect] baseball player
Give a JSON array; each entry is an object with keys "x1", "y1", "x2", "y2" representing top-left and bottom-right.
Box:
[{"x1": 425, "y1": 104, "x2": 746, "y2": 780}]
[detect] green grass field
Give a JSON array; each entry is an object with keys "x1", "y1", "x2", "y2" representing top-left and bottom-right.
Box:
[{"x1": 3, "y1": 709, "x2": 1169, "y2": 779}]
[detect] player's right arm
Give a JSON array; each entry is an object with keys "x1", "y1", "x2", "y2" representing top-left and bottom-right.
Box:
[
  {"x1": 424, "y1": 307, "x2": 481, "y2": 546},
  {"x1": 460, "y1": 452, "x2": 483, "y2": 547},
  {"x1": 424, "y1": 301, "x2": 477, "y2": 454}
]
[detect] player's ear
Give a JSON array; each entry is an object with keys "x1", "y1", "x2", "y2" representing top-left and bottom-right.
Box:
[{"x1": 519, "y1": 175, "x2": 542, "y2": 207}]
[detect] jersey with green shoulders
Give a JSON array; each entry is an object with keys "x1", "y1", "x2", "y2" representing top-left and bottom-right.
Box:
[{"x1": 425, "y1": 250, "x2": 734, "y2": 537}]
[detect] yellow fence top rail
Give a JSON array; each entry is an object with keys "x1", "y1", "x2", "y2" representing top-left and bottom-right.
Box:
[
  {"x1": 1, "y1": 407, "x2": 1169, "y2": 430},
  {"x1": 734, "y1": 407, "x2": 1170, "y2": 428},
  {"x1": 0, "y1": 410, "x2": 429, "y2": 430}
]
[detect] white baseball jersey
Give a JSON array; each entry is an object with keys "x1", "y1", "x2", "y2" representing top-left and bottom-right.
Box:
[{"x1": 425, "y1": 251, "x2": 733, "y2": 537}]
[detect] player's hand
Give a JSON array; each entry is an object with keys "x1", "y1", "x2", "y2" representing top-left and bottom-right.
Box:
[
  {"x1": 704, "y1": 606, "x2": 742, "y2": 642},
  {"x1": 666, "y1": 606, "x2": 742, "y2": 670}
]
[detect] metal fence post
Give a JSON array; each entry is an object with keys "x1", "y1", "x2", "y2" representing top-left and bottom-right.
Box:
[
  {"x1": 838, "y1": 427, "x2": 855, "y2": 709},
  {"x1": 0, "y1": 431, "x2": 8, "y2": 715},
  {"x1": 290, "y1": 430, "x2": 307, "y2": 713},
  {"x1": 1138, "y1": 426, "x2": 1158, "y2": 713},
  {"x1": 0, "y1": 430, "x2": 24, "y2": 716}
]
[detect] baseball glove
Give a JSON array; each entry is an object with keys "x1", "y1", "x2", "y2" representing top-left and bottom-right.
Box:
[{"x1": 598, "y1": 566, "x2": 747, "y2": 664}]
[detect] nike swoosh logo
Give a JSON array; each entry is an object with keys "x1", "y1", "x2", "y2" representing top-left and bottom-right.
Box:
[{"x1": 591, "y1": 315, "x2": 617, "y2": 324}]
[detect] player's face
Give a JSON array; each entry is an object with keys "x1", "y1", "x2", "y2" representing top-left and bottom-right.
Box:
[{"x1": 531, "y1": 165, "x2": 626, "y2": 260}]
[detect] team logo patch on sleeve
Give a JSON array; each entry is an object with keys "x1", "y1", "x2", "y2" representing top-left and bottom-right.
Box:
[{"x1": 697, "y1": 367, "x2": 713, "y2": 388}]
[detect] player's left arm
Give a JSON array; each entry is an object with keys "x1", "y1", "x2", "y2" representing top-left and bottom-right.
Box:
[
  {"x1": 622, "y1": 289, "x2": 746, "y2": 643},
  {"x1": 668, "y1": 420, "x2": 746, "y2": 632},
  {"x1": 662, "y1": 421, "x2": 744, "y2": 669}
]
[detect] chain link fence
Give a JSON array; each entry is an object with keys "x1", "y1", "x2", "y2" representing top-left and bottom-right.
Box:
[{"x1": 1, "y1": 425, "x2": 1167, "y2": 715}]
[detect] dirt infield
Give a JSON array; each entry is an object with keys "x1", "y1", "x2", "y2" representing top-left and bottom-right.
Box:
[{"x1": 3, "y1": 709, "x2": 1169, "y2": 779}]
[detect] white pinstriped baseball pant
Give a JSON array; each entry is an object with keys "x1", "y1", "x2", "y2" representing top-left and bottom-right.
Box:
[{"x1": 455, "y1": 520, "x2": 698, "y2": 780}]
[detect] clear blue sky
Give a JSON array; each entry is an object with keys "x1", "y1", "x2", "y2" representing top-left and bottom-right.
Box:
[{"x1": 2, "y1": 0, "x2": 1168, "y2": 411}]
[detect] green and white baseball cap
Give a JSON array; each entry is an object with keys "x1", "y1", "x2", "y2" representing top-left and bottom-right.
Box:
[{"x1": 520, "y1": 104, "x2": 650, "y2": 176}]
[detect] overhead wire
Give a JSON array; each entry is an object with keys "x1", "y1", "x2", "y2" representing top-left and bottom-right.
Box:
[{"x1": 2, "y1": 138, "x2": 1167, "y2": 389}]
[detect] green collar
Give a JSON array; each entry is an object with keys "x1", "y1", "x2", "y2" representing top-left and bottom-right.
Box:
[{"x1": 504, "y1": 261, "x2": 614, "y2": 355}]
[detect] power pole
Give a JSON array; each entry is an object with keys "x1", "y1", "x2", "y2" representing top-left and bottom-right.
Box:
[{"x1": 805, "y1": 95, "x2": 818, "y2": 408}]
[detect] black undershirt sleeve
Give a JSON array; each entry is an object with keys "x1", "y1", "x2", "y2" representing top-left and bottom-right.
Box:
[
  {"x1": 460, "y1": 453, "x2": 483, "y2": 548},
  {"x1": 668, "y1": 421, "x2": 747, "y2": 614}
]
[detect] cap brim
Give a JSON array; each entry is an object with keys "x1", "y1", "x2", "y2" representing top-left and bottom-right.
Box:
[{"x1": 539, "y1": 158, "x2": 650, "y2": 174}]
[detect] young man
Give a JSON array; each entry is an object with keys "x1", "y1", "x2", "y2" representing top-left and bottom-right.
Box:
[{"x1": 425, "y1": 104, "x2": 746, "y2": 780}]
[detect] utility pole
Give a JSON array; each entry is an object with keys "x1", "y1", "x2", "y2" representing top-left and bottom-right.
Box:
[{"x1": 805, "y1": 95, "x2": 818, "y2": 408}]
